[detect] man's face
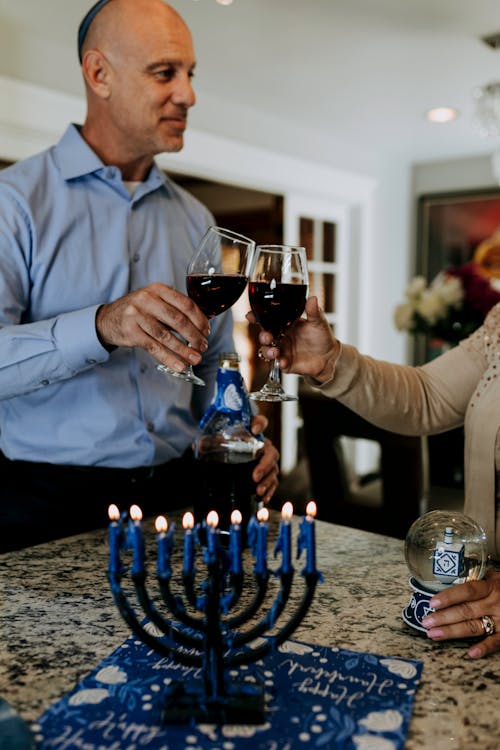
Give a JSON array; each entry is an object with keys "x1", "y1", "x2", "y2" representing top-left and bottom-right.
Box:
[{"x1": 103, "y1": 8, "x2": 196, "y2": 159}]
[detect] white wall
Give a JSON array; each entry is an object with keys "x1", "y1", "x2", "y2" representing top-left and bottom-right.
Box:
[{"x1": 413, "y1": 153, "x2": 496, "y2": 197}]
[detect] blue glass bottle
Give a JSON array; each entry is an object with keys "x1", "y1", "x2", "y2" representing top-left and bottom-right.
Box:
[{"x1": 194, "y1": 352, "x2": 264, "y2": 545}]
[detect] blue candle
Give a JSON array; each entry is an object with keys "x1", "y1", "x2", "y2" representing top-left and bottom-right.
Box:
[
  {"x1": 298, "y1": 500, "x2": 317, "y2": 574},
  {"x1": 229, "y1": 509, "x2": 243, "y2": 574},
  {"x1": 155, "y1": 515, "x2": 171, "y2": 577},
  {"x1": 254, "y1": 507, "x2": 269, "y2": 575},
  {"x1": 108, "y1": 504, "x2": 122, "y2": 575},
  {"x1": 206, "y1": 510, "x2": 219, "y2": 562},
  {"x1": 128, "y1": 504, "x2": 144, "y2": 575},
  {"x1": 275, "y1": 501, "x2": 293, "y2": 574},
  {"x1": 182, "y1": 511, "x2": 196, "y2": 574}
]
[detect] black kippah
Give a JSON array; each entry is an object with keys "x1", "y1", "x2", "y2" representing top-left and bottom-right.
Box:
[{"x1": 77, "y1": 0, "x2": 112, "y2": 64}]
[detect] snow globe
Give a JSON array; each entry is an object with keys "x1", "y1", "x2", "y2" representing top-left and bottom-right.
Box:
[{"x1": 402, "y1": 510, "x2": 488, "y2": 632}]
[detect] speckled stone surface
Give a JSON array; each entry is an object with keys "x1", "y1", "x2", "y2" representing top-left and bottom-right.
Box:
[{"x1": 1, "y1": 513, "x2": 499, "y2": 749}]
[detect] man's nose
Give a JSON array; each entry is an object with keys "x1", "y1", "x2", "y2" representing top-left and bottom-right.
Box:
[{"x1": 172, "y1": 73, "x2": 196, "y2": 108}]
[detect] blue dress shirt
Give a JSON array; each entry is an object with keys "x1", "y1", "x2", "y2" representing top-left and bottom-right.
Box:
[{"x1": 0, "y1": 124, "x2": 234, "y2": 467}]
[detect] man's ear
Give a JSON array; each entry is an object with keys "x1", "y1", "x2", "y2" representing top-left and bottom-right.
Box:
[{"x1": 82, "y1": 50, "x2": 112, "y2": 99}]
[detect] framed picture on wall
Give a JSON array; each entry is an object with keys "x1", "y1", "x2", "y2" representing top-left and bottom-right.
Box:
[
  {"x1": 416, "y1": 187, "x2": 500, "y2": 358},
  {"x1": 417, "y1": 187, "x2": 500, "y2": 280},
  {"x1": 416, "y1": 188, "x2": 500, "y2": 489}
]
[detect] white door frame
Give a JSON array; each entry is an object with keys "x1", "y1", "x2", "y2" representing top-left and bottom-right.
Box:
[{"x1": 279, "y1": 193, "x2": 352, "y2": 473}]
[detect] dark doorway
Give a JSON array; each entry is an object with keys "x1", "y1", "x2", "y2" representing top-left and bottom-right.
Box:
[{"x1": 172, "y1": 172, "x2": 285, "y2": 454}]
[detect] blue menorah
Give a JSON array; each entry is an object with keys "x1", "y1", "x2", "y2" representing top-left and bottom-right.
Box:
[{"x1": 107, "y1": 502, "x2": 322, "y2": 725}]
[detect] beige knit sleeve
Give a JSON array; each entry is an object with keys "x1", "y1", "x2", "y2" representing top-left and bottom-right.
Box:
[{"x1": 314, "y1": 332, "x2": 487, "y2": 437}]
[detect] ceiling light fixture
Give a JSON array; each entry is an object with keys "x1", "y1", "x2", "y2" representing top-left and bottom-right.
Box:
[
  {"x1": 473, "y1": 81, "x2": 500, "y2": 137},
  {"x1": 426, "y1": 107, "x2": 459, "y2": 124},
  {"x1": 481, "y1": 31, "x2": 500, "y2": 50},
  {"x1": 473, "y1": 81, "x2": 500, "y2": 184},
  {"x1": 475, "y1": 34, "x2": 500, "y2": 184}
]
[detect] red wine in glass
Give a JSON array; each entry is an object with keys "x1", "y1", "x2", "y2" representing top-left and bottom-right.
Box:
[
  {"x1": 156, "y1": 226, "x2": 254, "y2": 386},
  {"x1": 248, "y1": 245, "x2": 308, "y2": 402},
  {"x1": 187, "y1": 273, "x2": 248, "y2": 320},
  {"x1": 248, "y1": 281, "x2": 308, "y2": 340}
]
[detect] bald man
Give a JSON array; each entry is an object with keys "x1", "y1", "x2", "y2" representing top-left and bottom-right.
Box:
[{"x1": 0, "y1": 0, "x2": 279, "y2": 551}]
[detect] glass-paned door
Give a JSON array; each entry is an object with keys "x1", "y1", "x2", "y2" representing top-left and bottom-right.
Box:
[{"x1": 281, "y1": 194, "x2": 350, "y2": 473}]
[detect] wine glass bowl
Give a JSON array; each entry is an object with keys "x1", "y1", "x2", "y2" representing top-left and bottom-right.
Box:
[
  {"x1": 157, "y1": 226, "x2": 255, "y2": 386},
  {"x1": 187, "y1": 262, "x2": 249, "y2": 321},
  {"x1": 248, "y1": 244, "x2": 308, "y2": 402}
]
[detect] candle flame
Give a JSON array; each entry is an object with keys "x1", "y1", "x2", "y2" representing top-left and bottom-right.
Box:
[
  {"x1": 130, "y1": 504, "x2": 143, "y2": 522},
  {"x1": 108, "y1": 504, "x2": 120, "y2": 522},
  {"x1": 155, "y1": 516, "x2": 167, "y2": 534},
  {"x1": 231, "y1": 509, "x2": 243, "y2": 526},
  {"x1": 306, "y1": 500, "x2": 317, "y2": 519},
  {"x1": 206, "y1": 510, "x2": 219, "y2": 528},
  {"x1": 183, "y1": 511, "x2": 195, "y2": 530},
  {"x1": 281, "y1": 501, "x2": 293, "y2": 520},
  {"x1": 257, "y1": 506, "x2": 269, "y2": 523}
]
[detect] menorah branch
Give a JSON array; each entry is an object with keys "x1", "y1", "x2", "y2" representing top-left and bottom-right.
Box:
[
  {"x1": 227, "y1": 571, "x2": 320, "y2": 668},
  {"x1": 224, "y1": 571, "x2": 269, "y2": 628},
  {"x1": 230, "y1": 571, "x2": 294, "y2": 649},
  {"x1": 132, "y1": 572, "x2": 203, "y2": 651},
  {"x1": 108, "y1": 574, "x2": 202, "y2": 668}
]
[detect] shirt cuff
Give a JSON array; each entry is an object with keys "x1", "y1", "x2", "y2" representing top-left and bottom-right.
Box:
[{"x1": 53, "y1": 305, "x2": 110, "y2": 372}]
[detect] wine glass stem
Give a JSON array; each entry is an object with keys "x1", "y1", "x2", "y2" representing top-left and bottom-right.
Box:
[{"x1": 268, "y1": 356, "x2": 282, "y2": 388}]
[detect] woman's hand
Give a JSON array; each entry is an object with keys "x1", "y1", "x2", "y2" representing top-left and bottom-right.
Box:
[
  {"x1": 249, "y1": 414, "x2": 280, "y2": 505},
  {"x1": 247, "y1": 296, "x2": 341, "y2": 384},
  {"x1": 421, "y1": 569, "x2": 500, "y2": 658}
]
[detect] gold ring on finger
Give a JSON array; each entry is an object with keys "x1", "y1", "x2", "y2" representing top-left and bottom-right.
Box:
[{"x1": 480, "y1": 615, "x2": 496, "y2": 636}]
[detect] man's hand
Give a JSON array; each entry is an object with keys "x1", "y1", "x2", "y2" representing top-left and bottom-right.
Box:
[
  {"x1": 250, "y1": 414, "x2": 280, "y2": 504},
  {"x1": 96, "y1": 282, "x2": 210, "y2": 371}
]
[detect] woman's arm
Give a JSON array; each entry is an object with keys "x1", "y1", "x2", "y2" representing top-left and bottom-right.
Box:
[{"x1": 252, "y1": 295, "x2": 487, "y2": 436}]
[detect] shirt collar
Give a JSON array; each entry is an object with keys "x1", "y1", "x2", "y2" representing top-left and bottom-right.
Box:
[{"x1": 55, "y1": 123, "x2": 171, "y2": 194}]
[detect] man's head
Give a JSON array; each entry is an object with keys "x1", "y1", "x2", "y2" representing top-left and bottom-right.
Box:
[{"x1": 79, "y1": 0, "x2": 196, "y2": 175}]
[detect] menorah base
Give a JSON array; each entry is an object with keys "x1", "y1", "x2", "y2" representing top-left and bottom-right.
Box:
[{"x1": 162, "y1": 679, "x2": 266, "y2": 725}]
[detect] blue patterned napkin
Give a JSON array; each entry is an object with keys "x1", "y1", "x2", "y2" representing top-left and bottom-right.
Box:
[{"x1": 33, "y1": 629, "x2": 422, "y2": 750}]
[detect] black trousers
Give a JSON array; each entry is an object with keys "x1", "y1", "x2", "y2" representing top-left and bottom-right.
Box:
[{"x1": 0, "y1": 450, "x2": 201, "y2": 553}]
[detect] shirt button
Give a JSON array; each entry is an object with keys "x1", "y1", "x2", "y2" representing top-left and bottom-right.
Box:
[
  {"x1": 133, "y1": 253, "x2": 140, "y2": 263},
  {"x1": 140, "y1": 364, "x2": 148, "y2": 374},
  {"x1": 86, "y1": 358, "x2": 97, "y2": 365},
  {"x1": 41, "y1": 379, "x2": 49, "y2": 386},
  {"x1": 105, "y1": 167, "x2": 116, "y2": 179},
  {"x1": 147, "y1": 422, "x2": 154, "y2": 432}
]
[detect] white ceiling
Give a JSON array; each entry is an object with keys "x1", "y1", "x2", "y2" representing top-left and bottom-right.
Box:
[{"x1": 1, "y1": 0, "x2": 500, "y2": 167}]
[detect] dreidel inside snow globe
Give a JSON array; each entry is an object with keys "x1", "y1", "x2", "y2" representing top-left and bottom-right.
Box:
[{"x1": 402, "y1": 510, "x2": 488, "y2": 632}]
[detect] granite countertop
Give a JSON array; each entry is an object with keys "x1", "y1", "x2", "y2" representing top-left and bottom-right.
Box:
[{"x1": 0, "y1": 512, "x2": 499, "y2": 749}]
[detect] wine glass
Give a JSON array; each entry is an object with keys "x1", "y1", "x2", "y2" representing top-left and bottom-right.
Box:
[
  {"x1": 157, "y1": 226, "x2": 255, "y2": 386},
  {"x1": 248, "y1": 244, "x2": 308, "y2": 402}
]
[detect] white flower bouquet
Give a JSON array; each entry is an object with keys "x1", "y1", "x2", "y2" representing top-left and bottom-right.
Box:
[
  {"x1": 393, "y1": 273, "x2": 464, "y2": 339},
  {"x1": 395, "y1": 230, "x2": 500, "y2": 347}
]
